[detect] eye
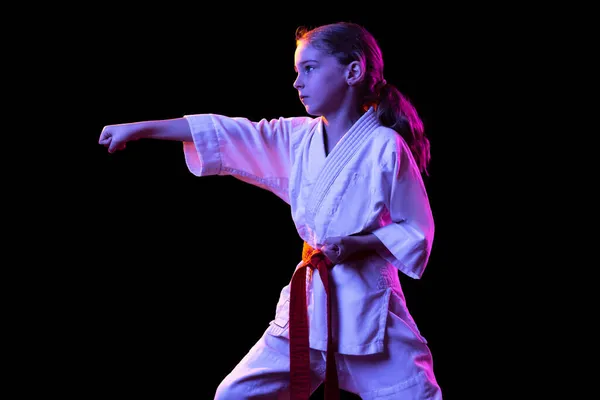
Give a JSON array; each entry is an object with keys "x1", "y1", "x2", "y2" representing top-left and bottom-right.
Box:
[{"x1": 304, "y1": 65, "x2": 314, "y2": 73}]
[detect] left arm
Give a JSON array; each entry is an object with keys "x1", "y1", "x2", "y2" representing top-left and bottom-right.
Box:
[{"x1": 322, "y1": 135, "x2": 434, "y2": 278}]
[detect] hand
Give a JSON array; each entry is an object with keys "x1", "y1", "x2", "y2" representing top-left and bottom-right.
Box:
[
  {"x1": 320, "y1": 236, "x2": 361, "y2": 264},
  {"x1": 98, "y1": 123, "x2": 142, "y2": 154}
]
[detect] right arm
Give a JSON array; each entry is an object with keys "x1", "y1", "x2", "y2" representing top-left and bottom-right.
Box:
[
  {"x1": 99, "y1": 118, "x2": 192, "y2": 153},
  {"x1": 100, "y1": 113, "x2": 313, "y2": 203}
]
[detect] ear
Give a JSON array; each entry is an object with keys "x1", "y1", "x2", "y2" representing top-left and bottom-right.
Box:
[{"x1": 345, "y1": 61, "x2": 364, "y2": 86}]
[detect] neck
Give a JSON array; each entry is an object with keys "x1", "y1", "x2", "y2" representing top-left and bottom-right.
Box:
[{"x1": 321, "y1": 106, "x2": 363, "y2": 149}]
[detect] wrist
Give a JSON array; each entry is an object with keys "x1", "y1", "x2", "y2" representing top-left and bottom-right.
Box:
[
  {"x1": 351, "y1": 233, "x2": 384, "y2": 252},
  {"x1": 131, "y1": 121, "x2": 153, "y2": 140}
]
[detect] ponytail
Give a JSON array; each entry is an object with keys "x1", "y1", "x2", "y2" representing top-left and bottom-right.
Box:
[{"x1": 376, "y1": 84, "x2": 431, "y2": 176}]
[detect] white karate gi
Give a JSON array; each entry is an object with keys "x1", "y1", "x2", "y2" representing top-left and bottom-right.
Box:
[{"x1": 183, "y1": 107, "x2": 442, "y2": 399}]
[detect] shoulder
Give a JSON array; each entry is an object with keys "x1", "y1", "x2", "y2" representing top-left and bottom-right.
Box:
[
  {"x1": 370, "y1": 126, "x2": 415, "y2": 172},
  {"x1": 253, "y1": 115, "x2": 317, "y2": 137},
  {"x1": 371, "y1": 126, "x2": 409, "y2": 154},
  {"x1": 286, "y1": 116, "x2": 319, "y2": 133},
  {"x1": 268, "y1": 115, "x2": 317, "y2": 128}
]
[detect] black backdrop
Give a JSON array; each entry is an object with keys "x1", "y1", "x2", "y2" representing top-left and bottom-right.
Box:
[{"x1": 81, "y1": 8, "x2": 479, "y2": 399}]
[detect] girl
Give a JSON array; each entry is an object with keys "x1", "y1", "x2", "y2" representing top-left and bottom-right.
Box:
[{"x1": 99, "y1": 21, "x2": 442, "y2": 400}]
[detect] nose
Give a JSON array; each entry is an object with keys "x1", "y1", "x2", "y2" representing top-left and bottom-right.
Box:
[{"x1": 293, "y1": 74, "x2": 303, "y2": 90}]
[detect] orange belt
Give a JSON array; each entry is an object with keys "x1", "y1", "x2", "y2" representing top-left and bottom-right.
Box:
[{"x1": 289, "y1": 242, "x2": 339, "y2": 400}]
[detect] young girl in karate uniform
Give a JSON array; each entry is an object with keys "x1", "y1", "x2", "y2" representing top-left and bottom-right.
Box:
[{"x1": 99, "y1": 21, "x2": 443, "y2": 400}]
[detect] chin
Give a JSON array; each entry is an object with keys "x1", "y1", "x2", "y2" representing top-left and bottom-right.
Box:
[{"x1": 304, "y1": 105, "x2": 322, "y2": 117}]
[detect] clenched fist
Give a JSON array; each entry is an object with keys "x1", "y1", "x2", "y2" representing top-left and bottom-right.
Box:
[
  {"x1": 320, "y1": 236, "x2": 358, "y2": 264},
  {"x1": 98, "y1": 123, "x2": 143, "y2": 153}
]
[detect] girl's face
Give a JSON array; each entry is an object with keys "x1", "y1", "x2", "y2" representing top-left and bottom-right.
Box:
[{"x1": 293, "y1": 41, "x2": 349, "y2": 117}]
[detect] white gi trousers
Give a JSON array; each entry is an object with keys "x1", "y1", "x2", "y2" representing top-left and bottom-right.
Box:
[{"x1": 214, "y1": 308, "x2": 443, "y2": 399}]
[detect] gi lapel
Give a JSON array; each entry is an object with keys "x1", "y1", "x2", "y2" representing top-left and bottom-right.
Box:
[{"x1": 306, "y1": 107, "x2": 380, "y2": 226}]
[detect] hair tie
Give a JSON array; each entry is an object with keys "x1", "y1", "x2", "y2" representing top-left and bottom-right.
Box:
[{"x1": 375, "y1": 79, "x2": 388, "y2": 97}]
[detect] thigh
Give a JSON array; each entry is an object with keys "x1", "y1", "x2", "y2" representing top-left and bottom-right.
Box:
[
  {"x1": 215, "y1": 330, "x2": 326, "y2": 400},
  {"x1": 340, "y1": 312, "x2": 443, "y2": 400}
]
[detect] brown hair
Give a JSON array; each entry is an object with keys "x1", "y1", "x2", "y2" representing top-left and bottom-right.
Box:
[{"x1": 296, "y1": 22, "x2": 431, "y2": 175}]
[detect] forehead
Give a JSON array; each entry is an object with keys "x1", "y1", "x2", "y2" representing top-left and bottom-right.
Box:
[{"x1": 294, "y1": 41, "x2": 328, "y2": 65}]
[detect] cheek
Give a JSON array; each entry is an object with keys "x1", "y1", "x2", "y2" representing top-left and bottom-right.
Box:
[{"x1": 324, "y1": 74, "x2": 347, "y2": 91}]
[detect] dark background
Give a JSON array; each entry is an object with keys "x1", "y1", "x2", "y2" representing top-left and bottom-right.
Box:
[{"x1": 73, "y1": 7, "x2": 488, "y2": 399}]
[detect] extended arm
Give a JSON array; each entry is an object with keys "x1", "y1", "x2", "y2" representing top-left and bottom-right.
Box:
[{"x1": 99, "y1": 118, "x2": 192, "y2": 153}]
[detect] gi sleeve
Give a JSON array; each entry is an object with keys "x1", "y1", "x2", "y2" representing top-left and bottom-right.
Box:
[
  {"x1": 371, "y1": 135, "x2": 435, "y2": 279},
  {"x1": 182, "y1": 114, "x2": 312, "y2": 203}
]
